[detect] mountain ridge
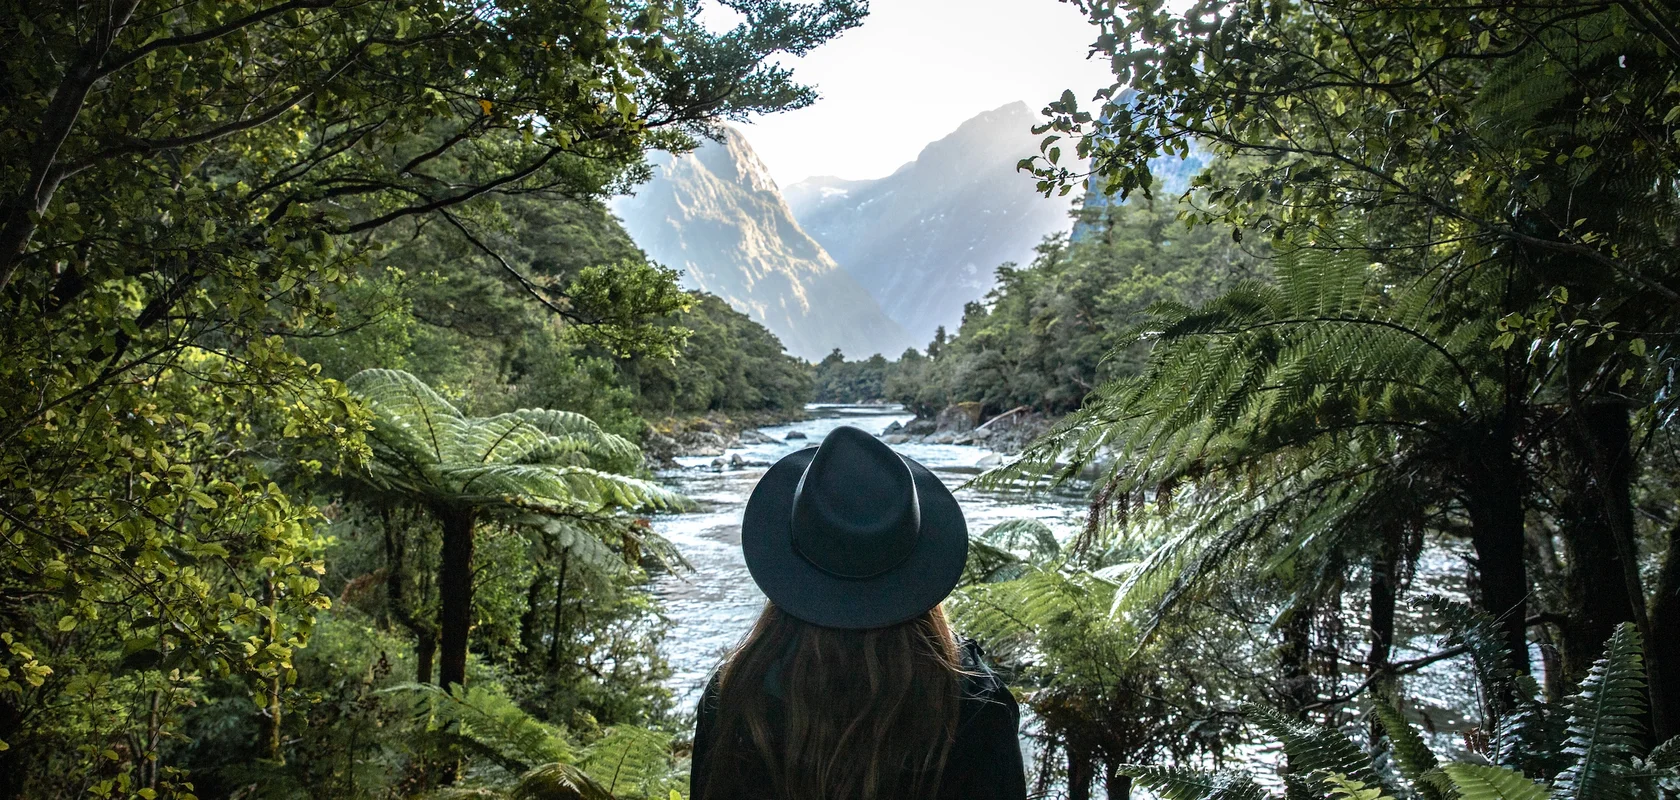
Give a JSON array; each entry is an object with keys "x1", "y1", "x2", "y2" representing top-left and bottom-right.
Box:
[
  {"x1": 785, "y1": 101, "x2": 1079, "y2": 344},
  {"x1": 611, "y1": 129, "x2": 912, "y2": 362}
]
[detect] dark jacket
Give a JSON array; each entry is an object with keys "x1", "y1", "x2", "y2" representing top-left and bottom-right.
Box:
[{"x1": 689, "y1": 639, "x2": 1027, "y2": 800}]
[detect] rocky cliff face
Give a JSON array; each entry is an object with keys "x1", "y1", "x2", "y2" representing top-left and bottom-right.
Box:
[
  {"x1": 785, "y1": 102, "x2": 1079, "y2": 344},
  {"x1": 612, "y1": 129, "x2": 912, "y2": 362}
]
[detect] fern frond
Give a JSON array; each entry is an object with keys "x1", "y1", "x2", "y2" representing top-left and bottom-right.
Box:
[
  {"x1": 1249, "y1": 706, "x2": 1386, "y2": 792},
  {"x1": 1120, "y1": 763, "x2": 1271, "y2": 800},
  {"x1": 1317, "y1": 772, "x2": 1397, "y2": 800},
  {"x1": 386, "y1": 682, "x2": 572, "y2": 776},
  {"x1": 349, "y1": 369, "x2": 466, "y2": 463},
  {"x1": 1438, "y1": 763, "x2": 1546, "y2": 800},
  {"x1": 512, "y1": 762, "x2": 615, "y2": 800},
  {"x1": 579, "y1": 726, "x2": 679, "y2": 799},
  {"x1": 1369, "y1": 687, "x2": 1450, "y2": 800},
  {"x1": 978, "y1": 518, "x2": 1062, "y2": 560},
  {"x1": 1552, "y1": 623, "x2": 1647, "y2": 800}
]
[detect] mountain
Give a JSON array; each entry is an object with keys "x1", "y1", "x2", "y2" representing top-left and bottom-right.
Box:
[
  {"x1": 785, "y1": 102, "x2": 1079, "y2": 344},
  {"x1": 611, "y1": 128, "x2": 912, "y2": 362}
]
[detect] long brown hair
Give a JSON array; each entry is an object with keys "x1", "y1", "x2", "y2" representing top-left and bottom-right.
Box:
[{"x1": 699, "y1": 602, "x2": 965, "y2": 800}]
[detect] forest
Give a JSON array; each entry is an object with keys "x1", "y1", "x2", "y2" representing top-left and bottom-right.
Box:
[{"x1": 4, "y1": 1, "x2": 1680, "y2": 799}]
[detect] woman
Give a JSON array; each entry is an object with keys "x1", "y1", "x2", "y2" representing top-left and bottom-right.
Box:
[{"x1": 691, "y1": 426, "x2": 1027, "y2": 800}]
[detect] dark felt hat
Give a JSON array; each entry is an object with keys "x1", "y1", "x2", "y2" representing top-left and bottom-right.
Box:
[{"x1": 741, "y1": 425, "x2": 969, "y2": 629}]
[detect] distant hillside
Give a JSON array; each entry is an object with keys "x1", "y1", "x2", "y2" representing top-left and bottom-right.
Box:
[
  {"x1": 785, "y1": 102, "x2": 1079, "y2": 344},
  {"x1": 612, "y1": 129, "x2": 912, "y2": 362}
]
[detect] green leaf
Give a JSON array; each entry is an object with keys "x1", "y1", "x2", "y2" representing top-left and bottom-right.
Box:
[
  {"x1": 1440, "y1": 763, "x2": 1546, "y2": 800},
  {"x1": 1553, "y1": 623, "x2": 1647, "y2": 800},
  {"x1": 1121, "y1": 764, "x2": 1268, "y2": 800}
]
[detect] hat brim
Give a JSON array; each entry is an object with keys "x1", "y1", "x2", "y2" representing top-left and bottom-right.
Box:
[{"x1": 741, "y1": 446, "x2": 969, "y2": 629}]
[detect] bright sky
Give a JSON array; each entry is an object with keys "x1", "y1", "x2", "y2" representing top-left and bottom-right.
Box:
[{"x1": 705, "y1": 0, "x2": 1117, "y2": 187}]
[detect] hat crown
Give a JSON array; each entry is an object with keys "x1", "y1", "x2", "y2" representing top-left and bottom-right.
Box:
[{"x1": 789, "y1": 426, "x2": 921, "y2": 579}]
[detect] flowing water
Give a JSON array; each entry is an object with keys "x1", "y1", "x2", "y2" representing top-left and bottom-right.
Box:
[
  {"x1": 649, "y1": 404, "x2": 1088, "y2": 708},
  {"x1": 648, "y1": 404, "x2": 1485, "y2": 784}
]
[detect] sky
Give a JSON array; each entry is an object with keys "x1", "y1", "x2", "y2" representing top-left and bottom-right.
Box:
[{"x1": 703, "y1": 0, "x2": 1118, "y2": 187}]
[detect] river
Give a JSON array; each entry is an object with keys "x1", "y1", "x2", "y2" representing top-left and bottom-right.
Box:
[
  {"x1": 649, "y1": 404, "x2": 1088, "y2": 708},
  {"x1": 648, "y1": 403, "x2": 1483, "y2": 781}
]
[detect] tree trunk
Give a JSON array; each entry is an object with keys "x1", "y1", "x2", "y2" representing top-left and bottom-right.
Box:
[
  {"x1": 1278, "y1": 604, "x2": 1316, "y2": 719},
  {"x1": 548, "y1": 549, "x2": 570, "y2": 668},
  {"x1": 519, "y1": 567, "x2": 545, "y2": 658},
  {"x1": 1649, "y1": 519, "x2": 1680, "y2": 743},
  {"x1": 1066, "y1": 746, "x2": 1094, "y2": 800},
  {"x1": 0, "y1": 694, "x2": 23, "y2": 799},
  {"x1": 416, "y1": 634, "x2": 437, "y2": 685},
  {"x1": 1367, "y1": 527, "x2": 1399, "y2": 750},
  {"x1": 262, "y1": 573, "x2": 284, "y2": 764},
  {"x1": 437, "y1": 506, "x2": 478, "y2": 689},
  {"x1": 1103, "y1": 761, "x2": 1133, "y2": 800},
  {"x1": 383, "y1": 507, "x2": 439, "y2": 683},
  {"x1": 1462, "y1": 430, "x2": 1531, "y2": 674},
  {"x1": 1367, "y1": 532, "x2": 1398, "y2": 676},
  {"x1": 1564, "y1": 403, "x2": 1661, "y2": 742},
  {"x1": 1556, "y1": 457, "x2": 1639, "y2": 687}
]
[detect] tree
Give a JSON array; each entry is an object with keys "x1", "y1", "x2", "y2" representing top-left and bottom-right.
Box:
[
  {"x1": 1026, "y1": 0, "x2": 1680, "y2": 738},
  {"x1": 343, "y1": 369, "x2": 676, "y2": 689},
  {"x1": 0, "y1": 1, "x2": 863, "y2": 790}
]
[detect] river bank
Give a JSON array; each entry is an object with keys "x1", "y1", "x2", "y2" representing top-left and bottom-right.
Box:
[{"x1": 641, "y1": 407, "x2": 814, "y2": 468}]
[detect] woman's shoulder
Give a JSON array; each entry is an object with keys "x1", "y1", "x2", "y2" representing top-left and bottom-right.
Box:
[{"x1": 956, "y1": 639, "x2": 1016, "y2": 710}]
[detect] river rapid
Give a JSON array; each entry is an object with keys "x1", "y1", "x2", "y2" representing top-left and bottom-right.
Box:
[{"x1": 649, "y1": 404, "x2": 1087, "y2": 708}]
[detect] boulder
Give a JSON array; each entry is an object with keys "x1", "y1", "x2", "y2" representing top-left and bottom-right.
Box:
[
  {"x1": 707, "y1": 457, "x2": 726, "y2": 472},
  {"x1": 882, "y1": 420, "x2": 904, "y2": 434},
  {"x1": 642, "y1": 431, "x2": 680, "y2": 468},
  {"x1": 676, "y1": 430, "x2": 729, "y2": 457},
  {"x1": 729, "y1": 453, "x2": 771, "y2": 469},
  {"x1": 975, "y1": 453, "x2": 1006, "y2": 470},
  {"x1": 881, "y1": 434, "x2": 910, "y2": 445},
  {"x1": 785, "y1": 431, "x2": 808, "y2": 441},
  {"x1": 935, "y1": 402, "x2": 984, "y2": 433},
  {"x1": 903, "y1": 418, "x2": 937, "y2": 436},
  {"x1": 739, "y1": 429, "x2": 778, "y2": 445}
]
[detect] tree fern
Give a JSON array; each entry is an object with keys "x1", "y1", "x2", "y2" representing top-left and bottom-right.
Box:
[{"x1": 343, "y1": 369, "x2": 685, "y2": 688}]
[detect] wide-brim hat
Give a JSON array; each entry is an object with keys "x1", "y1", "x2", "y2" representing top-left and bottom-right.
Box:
[{"x1": 741, "y1": 425, "x2": 969, "y2": 629}]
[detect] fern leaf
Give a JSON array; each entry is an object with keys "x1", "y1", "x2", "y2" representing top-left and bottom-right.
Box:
[
  {"x1": 580, "y1": 726, "x2": 677, "y2": 799},
  {"x1": 1250, "y1": 706, "x2": 1386, "y2": 792},
  {"x1": 1369, "y1": 688, "x2": 1450, "y2": 800},
  {"x1": 512, "y1": 762, "x2": 616, "y2": 800},
  {"x1": 1439, "y1": 763, "x2": 1546, "y2": 800},
  {"x1": 384, "y1": 682, "x2": 572, "y2": 776},
  {"x1": 1318, "y1": 772, "x2": 1397, "y2": 800},
  {"x1": 1121, "y1": 763, "x2": 1270, "y2": 799},
  {"x1": 977, "y1": 518, "x2": 1062, "y2": 560},
  {"x1": 1552, "y1": 623, "x2": 1647, "y2": 800}
]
